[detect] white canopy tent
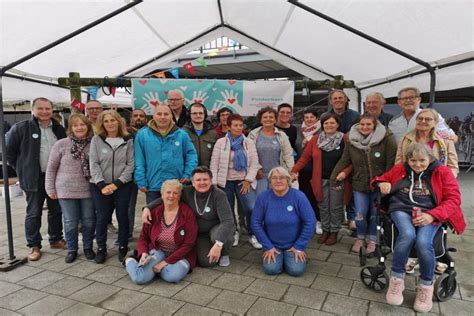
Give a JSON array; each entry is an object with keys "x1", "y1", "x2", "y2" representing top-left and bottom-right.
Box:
[{"x1": 1, "y1": 0, "x2": 473, "y2": 104}]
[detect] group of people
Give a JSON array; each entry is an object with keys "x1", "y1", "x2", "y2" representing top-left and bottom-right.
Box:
[{"x1": 5, "y1": 87, "x2": 466, "y2": 314}]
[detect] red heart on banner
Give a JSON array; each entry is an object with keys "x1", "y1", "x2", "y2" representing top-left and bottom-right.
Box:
[
  {"x1": 139, "y1": 80, "x2": 147, "y2": 86},
  {"x1": 195, "y1": 99, "x2": 203, "y2": 103},
  {"x1": 198, "y1": 79, "x2": 203, "y2": 83},
  {"x1": 228, "y1": 98, "x2": 236, "y2": 104},
  {"x1": 228, "y1": 80, "x2": 237, "y2": 86},
  {"x1": 164, "y1": 90, "x2": 169, "y2": 94},
  {"x1": 150, "y1": 101, "x2": 159, "y2": 106}
]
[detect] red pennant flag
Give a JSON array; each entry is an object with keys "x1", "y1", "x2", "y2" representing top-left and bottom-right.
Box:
[
  {"x1": 71, "y1": 99, "x2": 85, "y2": 112},
  {"x1": 183, "y1": 62, "x2": 195, "y2": 76},
  {"x1": 152, "y1": 71, "x2": 166, "y2": 78},
  {"x1": 110, "y1": 87, "x2": 116, "y2": 97}
]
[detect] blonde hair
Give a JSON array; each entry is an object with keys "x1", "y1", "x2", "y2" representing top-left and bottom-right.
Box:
[
  {"x1": 160, "y1": 179, "x2": 183, "y2": 194},
  {"x1": 95, "y1": 110, "x2": 129, "y2": 138},
  {"x1": 416, "y1": 108, "x2": 439, "y2": 139},
  {"x1": 67, "y1": 113, "x2": 92, "y2": 137}
]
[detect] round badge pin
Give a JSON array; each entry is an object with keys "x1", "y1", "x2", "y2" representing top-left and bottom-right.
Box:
[
  {"x1": 32, "y1": 133, "x2": 39, "y2": 139},
  {"x1": 336, "y1": 146, "x2": 340, "y2": 150},
  {"x1": 102, "y1": 148, "x2": 108, "y2": 154},
  {"x1": 204, "y1": 206, "x2": 211, "y2": 213},
  {"x1": 207, "y1": 143, "x2": 212, "y2": 149},
  {"x1": 287, "y1": 205, "x2": 294, "y2": 212},
  {"x1": 180, "y1": 229, "x2": 185, "y2": 236},
  {"x1": 374, "y1": 152, "x2": 381, "y2": 158},
  {"x1": 175, "y1": 141, "x2": 180, "y2": 146},
  {"x1": 272, "y1": 140, "x2": 278, "y2": 145}
]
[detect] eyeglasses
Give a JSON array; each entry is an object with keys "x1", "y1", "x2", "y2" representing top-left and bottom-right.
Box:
[
  {"x1": 87, "y1": 107, "x2": 102, "y2": 111},
  {"x1": 190, "y1": 112, "x2": 204, "y2": 116},
  {"x1": 270, "y1": 176, "x2": 287, "y2": 182},
  {"x1": 416, "y1": 117, "x2": 434, "y2": 122},
  {"x1": 398, "y1": 96, "x2": 419, "y2": 102},
  {"x1": 168, "y1": 98, "x2": 182, "y2": 102}
]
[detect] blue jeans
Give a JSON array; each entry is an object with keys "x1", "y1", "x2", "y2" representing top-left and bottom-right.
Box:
[
  {"x1": 346, "y1": 195, "x2": 356, "y2": 221},
  {"x1": 126, "y1": 249, "x2": 190, "y2": 284},
  {"x1": 58, "y1": 198, "x2": 95, "y2": 251},
  {"x1": 90, "y1": 183, "x2": 131, "y2": 249},
  {"x1": 262, "y1": 249, "x2": 306, "y2": 277},
  {"x1": 24, "y1": 173, "x2": 63, "y2": 248},
  {"x1": 390, "y1": 211, "x2": 441, "y2": 285},
  {"x1": 353, "y1": 191, "x2": 377, "y2": 241},
  {"x1": 128, "y1": 183, "x2": 138, "y2": 236},
  {"x1": 222, "y1": 180, "x2": 256, "y2": 235}
]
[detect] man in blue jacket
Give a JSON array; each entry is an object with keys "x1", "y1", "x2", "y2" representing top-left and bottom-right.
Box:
[
  {"x1": 134, "y1": 103, "x2": 198, "y2": 203},
  {"x1": 6, "y1": 97, "x2": 67, "y2": 261}
]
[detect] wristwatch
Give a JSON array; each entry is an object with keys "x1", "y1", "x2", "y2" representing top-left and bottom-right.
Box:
[{"x1": 215, "y1": 240, "x2": 224, "y2": 247}]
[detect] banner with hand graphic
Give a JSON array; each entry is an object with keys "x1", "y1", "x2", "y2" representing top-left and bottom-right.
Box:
[{"x1": 132, "y1": 79, "x2": 294, "y2": 116}]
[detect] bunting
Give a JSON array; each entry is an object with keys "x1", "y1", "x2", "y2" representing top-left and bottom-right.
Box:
[
  {"x1": 85, "y1": 86, "x2": 99, "y2": 100},
  {"x1": 183, "y1": 62, "x2": 195, "y2": 75},
  {"x1": 195, "y1": 56, "x2": 207, "y2": 67},
  {"x1": 169, "y1": 68, "x2": 180, "y2": 79}
]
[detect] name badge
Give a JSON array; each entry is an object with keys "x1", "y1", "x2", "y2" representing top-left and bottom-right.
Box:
[{"x1": 287, "y1": 205, "x2": 294, "y2": 212}]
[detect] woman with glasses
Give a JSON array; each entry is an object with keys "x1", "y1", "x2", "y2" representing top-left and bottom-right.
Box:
[
  {"x1": 252, "y1": 167, "x2": 315, "y2": 276},
  {"x1": 396, "y1": 108, "x2": 458, "y2": 177}
]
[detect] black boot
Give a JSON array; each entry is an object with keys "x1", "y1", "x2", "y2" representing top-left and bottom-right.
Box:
[{"x1": 65, "y1": 251, "x2": 77, "y2": 263}]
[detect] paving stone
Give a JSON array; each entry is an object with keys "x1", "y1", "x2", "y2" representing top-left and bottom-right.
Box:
[
  {"x1": 140, "y1": 279, "x2": 190, "y2": 297},
  {"x1": 247, "y1": 297, "x2": 297, "y2": 315},
  {"x1": 68, "y1": 282, "x2": 121, "y2": 305},
  {"x1": 311, "y1": 274, "x2": 354, "y2": 295},
  {"x1": 319, "y1": 242, "x2": 352, "y2": 254},
  {"x1": 0, "y1": 307, "x2": 22, "y2": 316},
  {"x1": 211, "y1": 272, "x2": 255, "y2": 292},
  {"x1": 62, "y1": 260, "x2": 104, "y2": 278},
  {"x1": 349, "y1": 280, "x2": 388, "y2": 303},
  {"x1": 183, "y1": 267, "x2": 223, "y2": 285},
  {"x1": 173, "y1": 283, "x2": 221, "y2": 306},
  {"x1": 244, "y1": 279, "x2": 289, "y2": 300},
  {"x1": 0, "y1": 280, "x2": 23, "y2": 298},
  {"x1": 337, "y1": 264, "x2": 363, "y2": 281},
  {"x1": 24, "y1": 252, "x2": 61, "y2": 267},
  {"x1": 240, "y1": 249, "x2": 262, "y2": 263},
  {"x1": 0, "y1": 265, "x2": 43, "y2": 283},
  {"x1": 42, "y1": 275, "x2": 93, "y2": 297},
  {"x1": 17, "y1": 270, "x2": 66, "y2": 289},
  {"x1": 327, "y1": 252, "x2": 361, "y2": 267},
  {"x1": 213, "y1": 258, "x2": 251, "y2": 275},
  {"x1": 306, "y1": 260, "x2": 341, "y2": 277},
  {"x1": 228, "y1": 246, "x2": 251, "y2": 259},
  {"x1": 0, "y1": 288, "x2": 48, "y2": 311},
  {"x1": 86, "y1": 266, "x2": 127, "y2": 284},
  {"x1": 283, "y1": 285, "x2": 327, "y2": 310},
  {"x1": 368, "y1": 301, "x2": 415, "y2": 315},
  {"x1": 294, "y1": 307, "x2": 335, "y2": 316},
  {"x1": 207, "y1": 289, "x2": 257, "y2": 314},
  {"x1": 17, "y1": 294, "x2": 76, "y2": 315},
  {"x1": 100, "y1": 289, "x2": 151, "y2": 313},
  {"x1": 129, "y1": 295, "x2": 184, "y2": 315},
  {"x1": 439, "y1": 297, "x2": 474, "y2": 315},
  {"x1": 243, "y1": 264, "x2": 277, "y2": 280},
  {"x1": 40, "y1": 256, "x2": 82, "y2": 272},
  {"x1": 459, "y1": 282, "x2": 474, "y2": 301},
  {"x1": 322, "y1": 293, "x2": 369, "y2": 315},
  {"x1": 104, "y1": 311, "x2": 125, "y2": 316},
  {"x1": 57, "y1": 302, "x2": 108, "y2": 316},
  {"x1": 112, "y1": 275, "x2": 146, "y2": 291},
  {"x1": 174, "y1": 303, "x2": 222, "y2": 316},
  {"x1": 306, "y1": 248, "x2": 331, "y2": 261},
  {"x1": 275, "y1": 271, "x2": 317, "y2": 287},
  {"x1": 307, "y1": 239, "x2": 322, "y2": 249}
]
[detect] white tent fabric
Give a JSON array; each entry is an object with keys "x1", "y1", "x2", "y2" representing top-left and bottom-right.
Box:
[{"x1": 1, "y1": 0, "x2": 473, "y2": 102}]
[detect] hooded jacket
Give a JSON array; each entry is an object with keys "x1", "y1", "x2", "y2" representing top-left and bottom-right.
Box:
[{"x1": 183, "y1": 120, "x2": 218, "y2": 167}]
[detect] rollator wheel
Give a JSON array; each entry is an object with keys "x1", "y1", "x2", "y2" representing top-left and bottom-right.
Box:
[
  {"x1": 434, "y1": 273, "x2": 457, "y2": 301},
  {"x1": 360, "y1": 266, "x2": 388, "y2": 292}
]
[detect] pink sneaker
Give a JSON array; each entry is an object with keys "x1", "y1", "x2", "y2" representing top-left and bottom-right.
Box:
[
  {"x1": 351, "y1": 239, "x2": 365, "y2": 253},
  {"x1": 414, "y1": 284, "x2": 434, "y2": 313},
  {"x1": 366, "y1": 241, "x2": 376, "y2": 256},
  {"x1": 386, "y1": 277, "x2": 404, "y2": 305}
]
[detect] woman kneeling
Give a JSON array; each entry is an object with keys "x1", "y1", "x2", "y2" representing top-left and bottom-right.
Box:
[
  {"x1": 126, "y1": 180, "x2": 198, "y2": 284},
  {"x1": 252, "y1": 167, "x2": 316, "y2": 276}
]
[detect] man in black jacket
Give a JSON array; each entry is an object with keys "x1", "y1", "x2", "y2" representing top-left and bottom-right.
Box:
[{"x1": 6, "y1": 97, "x2": 67, "y2": 261}]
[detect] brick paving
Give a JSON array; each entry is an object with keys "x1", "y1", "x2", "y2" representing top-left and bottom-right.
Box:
[{"x1": 0, "y1": 172, "x2": 473, "y2": 315}]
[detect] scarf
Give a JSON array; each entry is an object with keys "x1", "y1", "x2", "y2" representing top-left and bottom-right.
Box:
[
  {"x1": 227, "y1": 132, "x2": 247, "y2": 171},
  {"x1": 349, "y1": 122, "x2": 386, "y2": 151},
  {"x1": 317, "y1": 131, "x2": 344, "y2": 152},
  {"x1": 301, "y1": 121, "x2": 321, "y2": 147},
  {"x1": 70, "y1": 134, "x2": 92, "y2": 179}
]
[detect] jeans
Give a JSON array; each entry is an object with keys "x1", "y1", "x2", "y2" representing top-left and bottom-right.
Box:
[
  {"x1": 128, "y1": 183, "x2": 138, "y2": 236},
  {"x1": 90, "y1": 183, "x2": 131, "y2": 249},
  {"x1": 146, "y1": 191, "x2": 161, "y2": 204},
  {"x1": 390, "y1": 211, "x2": 441, "y2": 285},
  {"x1": 262, "y1": 249, "x2": 306, "y2": 277},
  {"x1": 353, "y1": 191, "x2": 377, "y2": 242},
  {"x1": 24, "y1": 173, "x2": 63, "y2": 248},
  {"x1": 222, "y1": 180, "x2": 256, "y2": 235},
  {"x1": 346, "y1": 196, "x2": 356, "y2": 221},
  {"x1": 126, "y1": 249, "x2": 190, "y2": 284},
  {"x1": 318, "y1": 179, "x2": 344, "y2": 232},
  {"x1": 255, "y1": 174, "x2": 270, "y2": 196},
  {"x1": 58, "y1": 198, "x2": 95, "y2": 251},
  {"x1": 196, "y1": 224, "x2": 234, "y2": 267}
]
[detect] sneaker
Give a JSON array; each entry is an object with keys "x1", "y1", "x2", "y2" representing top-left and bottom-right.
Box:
[
  {"x1": 316, "y1": 221, "x2": 323, "y2": 235},
  {"x1": 349, "y1": 220, "x2": 356, "y2": 231},
  {"x1": 435, "y1": 262, "x2": 448, "y2": 275},
  {"x1": 118, "y1": 246, "x2": 129, "y2": 262},
  {"x1": 405, "y1": 258, "x2": 419, "y2": 274},
  {"x1": 107, "y1": 223, "x2": 118, "y2": 234},
  {"x1": 50, "y1": 239, "x2": 67, "y2": 250},
  {"x1": 414, "y1": 284, "x2": 434, "y2": 313},
  {"x1": 84, "y1": 248, "x2": 96, "y2": 260},
  {"x1": 351, "y1": 239, "x2": 365, "y2": 253},
  {"x1": 386, "y1": 277, "x2": 405, "y2": 305},
  {"x1": 95, "y1": 248, "x2": 107, "y2": 264},
  {"x1": 65, "y1": 251, "x2": 77, "y2": 263},
  {"x1": 28, "y1": 247, "x2": 42, "y2": 261},
  {"x1": 366, "y1": 241, "x2": 376, "y2": 256},
  {"x1": 249, "y1": 235, "x2": 263, "y2": 249},
  {"x1": 218, "y1": 255, "x2": 230, "y2": 267},
  {"x1": 233, "y1": 231, "x2": 239, "y2": 247}
]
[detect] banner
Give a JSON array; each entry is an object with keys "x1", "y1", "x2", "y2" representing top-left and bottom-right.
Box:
[{"x1": 132, "y1": 79, "x2": 294, "y2": 116}]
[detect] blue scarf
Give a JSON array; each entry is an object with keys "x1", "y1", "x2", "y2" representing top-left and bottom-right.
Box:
[{"x1": 227, "y1": 132, "x2": 247, "y2": 171}]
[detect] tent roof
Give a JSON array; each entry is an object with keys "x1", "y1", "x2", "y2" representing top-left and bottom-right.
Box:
[{"x1": 1, "y1": 0, "x2": 473, "y2": 102}]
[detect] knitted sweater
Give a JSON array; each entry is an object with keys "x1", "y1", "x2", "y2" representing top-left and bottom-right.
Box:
[
  {"x1": 45, "y1": 138, "x2": 91, "y2": 199},
  {"x1": 251, "y1": 188, "x2": 316, "y2": 251}
]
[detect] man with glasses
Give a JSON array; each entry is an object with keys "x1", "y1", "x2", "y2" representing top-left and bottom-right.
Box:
[
  {"x1": 183, "y1": 103, "x2": 218, "y2": 167},
  {"x1": 85, "y1": 100, "x2": 104, "y2": 133},
  {"x1": 167, "y1": 90, "x2": 189, "y2": 128},
  {"x1": 388, "y1": 87, "x2": 456, "y2": 144}
]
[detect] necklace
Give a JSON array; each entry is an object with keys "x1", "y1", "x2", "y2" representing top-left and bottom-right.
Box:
[{"x1": 194, "y1": 190, "x2": 212, "y2": 216}]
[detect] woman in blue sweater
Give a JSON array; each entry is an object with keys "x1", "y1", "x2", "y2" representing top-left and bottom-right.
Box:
[{"x1": 251, "y1": 167, "x2": 316, "y2": 276}]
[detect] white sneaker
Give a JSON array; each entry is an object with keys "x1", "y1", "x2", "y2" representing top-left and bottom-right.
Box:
[
  {"x1": 233, "y1": 231, "x2": 239, "y2": 247},
  {"x1": 249, "y1": 235, "x2": 263, "y2": 249},
  {"x1": 218, "y1": 255, "x2": 230, "y2": 267},
  {"x1": 316, "y1": 221, "x2": 323, "y2": 235}
]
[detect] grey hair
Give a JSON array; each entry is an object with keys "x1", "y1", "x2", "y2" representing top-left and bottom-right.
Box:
[
  {"x1": 160, "y1": 179, "x2": 183, "y2": 194},
  {"x1": 416, "y1": 108, "x2": 439, "y2": 124},
  {"x1": 398, "y1": 87, "x2": 421, "y2": 98},
  {"x1": 268, "y1": 167, "x2": 292, "y2": 185},
  {"x1": 405, "y1": 143, "x2": 436, "y2": 162},
  {"x1": 366, "y1": 92, "x2": 386, "y2": 104},
  {"x1": 168, "y1": 89, "x2": 184, "y2": 98}
]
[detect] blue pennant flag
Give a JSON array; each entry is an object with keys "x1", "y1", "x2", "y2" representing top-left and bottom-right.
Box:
[
  {"x1": 169, "y1": 68, "x2": 180, "y2": 79},
  {"x1": 86, "y1": 86, "x2": 99, "y2": 100}
]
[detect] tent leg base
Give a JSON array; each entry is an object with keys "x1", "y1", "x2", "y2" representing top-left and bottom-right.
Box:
[{"x1": 0, "y1": 257, "x2": 28, "y2": 272}]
